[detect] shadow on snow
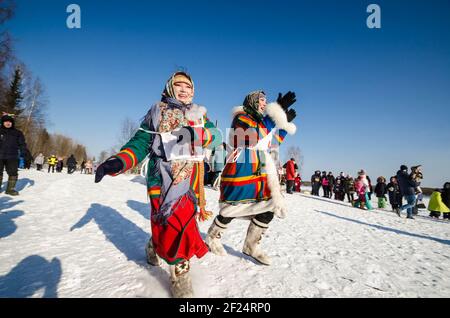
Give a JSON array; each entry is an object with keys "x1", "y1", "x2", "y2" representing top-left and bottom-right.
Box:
[
  {"x1": 0, "y1": 255, "x2": 62, "y2": 298},
  {"x1": 70, "y1": 203, "x2": 170, "y2": 292}
]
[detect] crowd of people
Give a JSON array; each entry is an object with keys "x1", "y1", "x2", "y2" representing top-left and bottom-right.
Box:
[
  {"x1": 309, "y1": 166, "x2": 428, "y2": 219},
  {"x1": 34, "y1": 154, "x2": 95, "y2": 175}
]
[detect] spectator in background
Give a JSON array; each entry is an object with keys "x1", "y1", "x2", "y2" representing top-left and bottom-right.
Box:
[
  {"x1": 56, "y1": 156, "x2": 64, "y2": 173},
  {"x1": 375, "y1": 176, "x2": 388, "y2": 209},
  {"x1": 294, "y1": 173, "x2": 302, "y2": 192},
  {"x1": 34, "y1": 153, "x2": 45, "y2": 171},
  {"x1": 85, "y1": 160, "x2": 93, "y2": 174},
  {"x1": 311, "y1": 170, "x2": 321, "y2": 196},
  {"x1": 344, "y1": 174, "x2": 356, "y2": 205},
  {"x1": 321, "y1": 171, "x2": 329, "y2": 198},
  {"x1": 0, "y1": 113, "x2": 29, "y2": 196},
  {"x1": 283, "y1": 158, "x2": 298, "y2": 194},
  {"x1": 47, "y1": 155, "x2": 58, "y2": 173},
  {"x1": 66, "y1": 154, "x2": 77, "y2": 174},
  {"x1": 396, "y1": 165, "x2": 418, "y2": 219},
  {"x1": 386, "y1": 176, "x2": 403, "y2": 213},
  {"x1": 427, "y1": 183, "x2": 450, "y2": 219},
  {"x1": 80, "y1": 160, "x2": 86, "y2": 174}
]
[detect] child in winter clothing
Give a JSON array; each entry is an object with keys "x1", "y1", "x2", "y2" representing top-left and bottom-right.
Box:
[
  {"x1": 294, "y1": 174, "x2": 301, "y2": 192},
  {"x1": 386, "y1": 176, "x2": 402, "y2": 212},
  {"x1": 354, "y1": 176, "x2": 367, "y2": 209},
  {"x1": 375, "y1": 176, "x2": 388, "y2": 209},
  {"x1": 428, "y1": 182, "x2": 450, "y2": 219}
]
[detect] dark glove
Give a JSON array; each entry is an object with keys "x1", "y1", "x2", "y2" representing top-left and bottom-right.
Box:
[
  {"x1": 277, "y1": 91, "x2": 297, "y2": 111},
  {"x1": 95, "y1": 157, "x2": 124, "y2": 183},
  {"x1": 286, "y1": 108, "x2": 297, "y2": 122},
  {"x1": 171, "y1": 126, "x2": 195, "y2": 145}
]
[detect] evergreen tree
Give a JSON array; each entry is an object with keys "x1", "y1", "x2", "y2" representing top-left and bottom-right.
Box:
[{"x1": 1, "y1": 66, "x2": 23, "y2": 115}]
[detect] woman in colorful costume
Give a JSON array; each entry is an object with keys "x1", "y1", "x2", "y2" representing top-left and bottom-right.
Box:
[
  {"x1": 95, "y1": 72, "x2": 218, "y2": 298},
  {"x1": 205, "y1": 90, "x2": 297, "y2": 265}
]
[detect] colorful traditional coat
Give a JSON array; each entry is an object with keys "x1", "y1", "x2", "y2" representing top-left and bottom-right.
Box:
[
  {"x1": 112, "y1": 97, "x2": 217, "y2": 264},
  {"x1": 219, "y1": 102, "x2": 296, "y2": 219}
]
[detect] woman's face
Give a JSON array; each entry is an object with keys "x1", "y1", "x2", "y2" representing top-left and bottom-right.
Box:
[
  {"x1": 258, "y1": 95, "x2": 267, "y2": 113},
  {"x1": 173, "y1": 81, "x2": 193, "y2": 104}
]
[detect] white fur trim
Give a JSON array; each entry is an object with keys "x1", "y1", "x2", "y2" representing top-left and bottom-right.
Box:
[
  {"x1": 262, "y1": 151, "x2": 287, "y2": 219},
  {"x1": 185, "y1": 104, "x2": 207, "y2": 121},
  {"x1": 265, "y1": 102, "x2": 297, "y2": 135},
  {"x1": 232, "y1": 106, "x2": 245, "y2": 118}
]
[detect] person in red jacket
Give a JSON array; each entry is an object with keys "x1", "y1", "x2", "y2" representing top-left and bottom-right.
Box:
[
  {"x1": 294, "y1": 173, "x2": 302, "y2": 192},
  {"x1": 283, "y1": 158, "x2": 298, "y2": 194}
]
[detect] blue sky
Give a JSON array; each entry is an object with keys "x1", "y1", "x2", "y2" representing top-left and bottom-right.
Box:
[{"x1": 7, "y1": 0, "x2": 450, "y2": 187}]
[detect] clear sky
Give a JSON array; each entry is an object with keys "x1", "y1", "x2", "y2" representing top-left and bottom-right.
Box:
[{"x1": 6, "y1": 0, "x2": 450, "y2": 187}]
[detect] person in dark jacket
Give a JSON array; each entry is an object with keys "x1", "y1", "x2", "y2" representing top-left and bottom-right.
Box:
[
  {"x1": 311, "y1": 170, "x2": 321, "y2": 196},
  {"x1": 0, "y1": 114, "x2": 29, "y2": 195},
  {"x1": 327, "y1": 172, "x2": 335, "y2": 199},
  {"x1": 24, "y1": 148, "x2": 33, "y2": 169},
  {"x1": 442, "y1": 182, "x2": 450, "y2": 220},
  {"x1": 66, "y1": 154, "x2": 78, "y2": 174},
  {"x1": 386, "y1": 176, "x2": 402, "y2": 212},
  {"x1": 344, "y1": 175, "x2": 356, "y2": 204},
  {"x1": 56, "y1": 157, "x2": 64, "y2": 173},
  {"x1": 374, "y1": 176, "x2": 388, "y2": 209},
  {"x1": 333, "y1": 178, "x2": 345, "y2": 201},
  {"x1": 396, "y1": 165, "x2": 418, "y2": 219}
]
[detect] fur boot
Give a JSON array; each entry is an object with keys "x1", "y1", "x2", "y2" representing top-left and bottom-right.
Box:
[
  {"x1": 145, "y1": 239, "x2": 161, "y2": 266},
  {"x1": 242, "y1": 219, "x2": 271, "y2": 266},
  {"x1": 205, "y1": 217, "x2": 228, "y2": 256},
  {"x1": 170, "y1": 260, "x2": 193, "y2": 298}
]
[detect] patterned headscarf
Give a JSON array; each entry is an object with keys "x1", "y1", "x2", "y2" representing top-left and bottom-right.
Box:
[
  {"x1": 243, "y1": 90, "x2": 265, "y2": 122},
  {"x1": 162, "y1": 71, "x2": 195, "y2": 104}
]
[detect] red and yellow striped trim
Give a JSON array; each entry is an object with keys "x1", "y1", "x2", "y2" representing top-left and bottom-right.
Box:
[
  {"x1": 115, "y1": 148, "x2": 138, "y2": 171},
  {"x1": 148, "y1": 186, "x2": 161, "y2": 199}
]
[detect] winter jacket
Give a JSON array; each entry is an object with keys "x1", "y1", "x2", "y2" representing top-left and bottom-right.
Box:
[
  {"x1": 311, "y1": 173, "x2": 321, "y2": 185},
  {"x1": 396, "y1": 170, "x2": 418, "y2": 196},
  {"x1": 66, "y1": 155, "x2": 77, "y2": 168},
  {"x1": 442, "y1": 184, "x2": 450, "y2": 211},
  {"x1": 327, "y1": 175, "x2": 335, "y2": 187},
  {"x1": 0, "y1": 123, "x2": 28, "y2": 160},
  {"x1": 284, "y1": 160, "x2": 297, "y2": 181},
  {"x1": 374, "y1": 182, "x2": 387, "y2": 198},
  {"x1": 47, "y1": 156, "x2": 58, "y2": 166},
  {"x1": 428, "y1": 191, "x2": 450, "y2": 213},
  {"x1": 34, "y1": 154, "x2": 45, "y2": 165},
  {"x1": 355, "y1": 179, "x2": 366, "y2": 196},
  {"x1": 220, "y1": 102, "x2": 292, "y2": 206},
  {"x1": 321, "y1": 177, "x2": 329, "y2": 187},
  {"x1": 387, "y1": 182, "x2": 402, "y2": 205},
  {"x1": 334, "y1": 181, "x2": 344, "y2": 193},
  {"x1": 344, "y1": 178, "x2": 356, "y2": 194}
]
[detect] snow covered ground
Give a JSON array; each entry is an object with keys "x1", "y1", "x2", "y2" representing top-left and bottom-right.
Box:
[{"x1": 1, "y1": 170, "x2": 449, "y2": 298}]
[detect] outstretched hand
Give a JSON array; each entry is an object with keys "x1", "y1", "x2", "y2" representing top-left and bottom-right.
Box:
[
  {"x1": 277, "y1": 91, "x2": 297, "y2": 111},
  {"x1": 286, "y1": 108, "x2": 297, "y2": 122},
  {"x1": 95, "y1": 158, "x2": 124, "y2": 183}
]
